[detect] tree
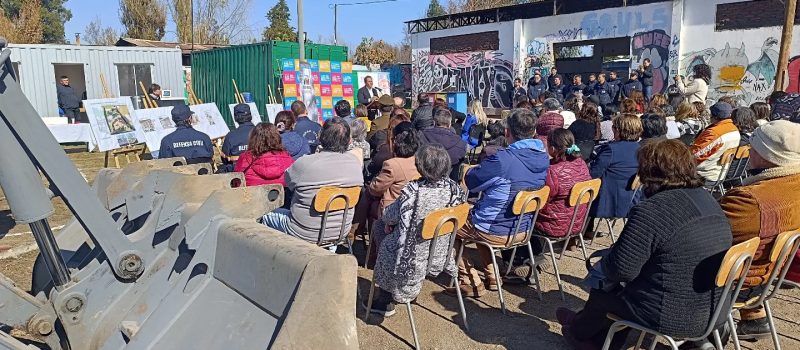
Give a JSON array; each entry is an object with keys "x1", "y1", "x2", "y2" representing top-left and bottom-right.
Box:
[
  {"x1": 168, "y1": 0, "x2": 253, "y2": 44},
  {"x1": 426, "y1": 0, "x2": 446, "y2": 17},
  {"x1": 262, "y1": 0, "x2": 296, "y2": 42},
  {"x1": 2, "y1": 0, "x2": 70, "y2": 43},
  {"x1": 354, "y1": 37, "x2": 396, "y2": 66},
  {"x1": 395, "y1": 27, "x2": 411, "y2": 64},
  {"x1": 84, "y1": 17, "x2": 119, "y2": 46},
  {"x1": 120, "y1": 0, "x2": 167, "y2": 40},
  {"x1": 446, "y1": 0, "x2": 521, "y2": 13},
  {"x1": 0, "y1": 0, "x2": 43, "y2": 44}
]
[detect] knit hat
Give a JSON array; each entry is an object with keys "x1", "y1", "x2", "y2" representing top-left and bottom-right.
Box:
[
  {"x1": 710, "y1": 102, "x2": 733, "y2": 119},
  {"x1": 750, "y1": 120, "x2": 800, "y2": 167},
  {"x1": 171, "y1": 104, "x2": 193, "y2": 122}
]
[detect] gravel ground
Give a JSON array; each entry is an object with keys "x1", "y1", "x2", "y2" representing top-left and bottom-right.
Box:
[{"x1": 1, "y1": 147, "x2": 799, "y2": 350}]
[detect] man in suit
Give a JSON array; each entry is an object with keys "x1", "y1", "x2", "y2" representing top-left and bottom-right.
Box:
[{"x1": 358, "y1": 76, "x2": 382, "y2": 120}]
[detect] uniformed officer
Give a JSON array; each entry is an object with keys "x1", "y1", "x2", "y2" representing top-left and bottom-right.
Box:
[
  {"x1": 220, "y1": 103, "x2": 256, "y2": 171},
  {"x1": 159, "y1": 104, "x2": 213, "y2": 164}
]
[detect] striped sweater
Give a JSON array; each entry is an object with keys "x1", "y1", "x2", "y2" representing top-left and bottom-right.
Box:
[{"x1": 690, "y1": 119, "x2": 740, "y2": 181}]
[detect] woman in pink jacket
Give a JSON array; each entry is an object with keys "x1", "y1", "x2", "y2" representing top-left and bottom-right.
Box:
[
  {"x1": 235, "y1": 123, "x2": 294, "y2": 186},
  {"x1": 535, "y1": 128, "x2": 592, "y2": 240}
]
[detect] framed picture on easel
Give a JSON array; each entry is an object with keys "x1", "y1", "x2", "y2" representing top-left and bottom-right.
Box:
[{"x1": 83, "y1": 97, "x2": 144, "y2": 152}]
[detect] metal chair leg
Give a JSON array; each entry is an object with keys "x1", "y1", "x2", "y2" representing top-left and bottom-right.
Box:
[
  {"x1": 363, "y1": 230, "x2": 373, "y2": 268},
  {"x1": 765, "y1": 301, "x2": 782, "y2": 350},
  {"x1": 634, "y1": 330, "x2": 646, "y2": 349},
  {"x1": 526, "y1": 242, "x2": 542, "y2": 300},
  {"x1": 504, "y1": 247, "x2": 518, "y2": 276},
  {"x1": 647, "y1": 335, "x2": 658, "y2": 350},
  {"x1": 729, "y1": 313, "x2": 741, "y2": 350},
  {"x1": 606, "y1": 218, "x2": 617, "y2": 244},
  {"x1": 577, "y1": 234, "x2": 589, "y2": 261},
  {"x1": 365, "y1": 274, "x2": 377, "y2": 321},
  {"x1": 452, "y1": 274, "x2": 469, "y2": 331},
  {"x1": 601, "y1": 323, "x2": 625, "y2": 350},
  {"x1": 712, "y1": 329, "x2": 724, "y2": 350},
  {"x1": 545, "y1": 239, "x2": 565, "y2": 301},
  {"x1": 487, "y1": 246, "x2": 507, "y2": 315},
  {"x1": 407, "y1": 302, "x2": 420, "y2": 349},
  {"x1": 451, "y1": 242, "x2": 466, "y2": 288},
  {"x1": 663, "y1": 335, "x2": 679, "y2": 350}
]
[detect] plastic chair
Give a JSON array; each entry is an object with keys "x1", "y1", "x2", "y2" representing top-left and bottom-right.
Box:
[
  {"x1": 533, "y1": 178, "x2": 601, "y2": 300},
  {"x1": 364, "y1": 203, "x2": 471, "y2": 349},
  {"x1": 601, "y1": 237, "x2": 759, "y2": 350},
  {"x1": 455, "y1": 186, "x2": 550, "y2": 314},
  {"x1": 731, "y1": 230, "x2": 800, "y2": 350},
  {"x1": 313, "y1": 186, "x2": 362, "y2": 252},
  {"x1": 708, "y1": 148, "x2": 737, "y2": 195}
]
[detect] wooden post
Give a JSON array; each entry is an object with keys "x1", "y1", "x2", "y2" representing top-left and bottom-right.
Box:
[
  {"x1": 775, "y1": 0, "x2": 797, "y2": 91},
  {"x1": 138, "y1": 81, "x2": 155, "y2": 109},
  {"x1": 100, "y1": 73, "x2": 112, "y2": 98},
  {"x1": 232, "y1": 79, "x2": 243, "y2": 103}
]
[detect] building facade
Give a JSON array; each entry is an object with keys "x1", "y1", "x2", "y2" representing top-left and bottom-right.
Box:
[{"x1": 409, "y1": 0, "x2": 800, "y2": 108}]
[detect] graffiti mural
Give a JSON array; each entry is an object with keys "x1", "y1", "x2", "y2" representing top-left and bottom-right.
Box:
[
  {"x1": 524, "y1": 39, "x2": 552, "y2": 79},
  {"x1": 412, "y1": 50, "x2": 514, "y2": 108},
  {"x1": 787, "y1": 56, "x2": 800, "y2": 94},
  {"x1": 631, "y1": 29, "x2": 671, "y2": 94},
  {"x1": 681, "y1": 37, "x2": 779, "y2": 105}
]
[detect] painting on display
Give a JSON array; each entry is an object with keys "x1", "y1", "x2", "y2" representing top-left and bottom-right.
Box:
[
  {"x1": 227, "y1": 102, "x2": 262, "y2": 126},
  {"x1": 264, "y1": 104, "x2": 284, "y2": 123},
  {"x1": 132, "y1": 104, "x2": 230, "y2": 153},
  {"x1": 83, "y1": 97, "x2": 144, "y2": 152},
  {"x1": 355, "y1": 71, "x2": 391, "y2": 98},
  {"x1": 281, "y1": 59, "x2": 355, "y2": 122}
]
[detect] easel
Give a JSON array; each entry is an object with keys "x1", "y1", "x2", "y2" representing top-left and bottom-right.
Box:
[
  {"x1": 187, "y1": 84, "x2": 203, "y2": 105},
  {"x1": 100, "y1": 75, "x2": 146, "y2": 169},
  {"x1": 267, "y1": 84, "x2": 278, "y2": 104}
]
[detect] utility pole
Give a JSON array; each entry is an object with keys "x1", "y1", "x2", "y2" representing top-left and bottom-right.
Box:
[
  {"x1": 298, "y1": 0, "x2": 305, "y2": 62},
  {"x1": 775, "y1": 0, "x2": 797, "y2": 91},
  {"x1": 333, "y1": 4, "x2": 338, "y2": 45}
]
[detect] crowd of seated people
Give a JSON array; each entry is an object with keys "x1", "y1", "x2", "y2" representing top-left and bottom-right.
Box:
[{"x1": 198, "y1": 78, "x2": 800, "y2": 349}]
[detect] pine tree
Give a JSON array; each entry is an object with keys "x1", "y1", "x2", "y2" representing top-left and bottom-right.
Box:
[
  {"x1": 119, "y1": 0, "x2": 167, "y2": 41},
  {"x1": 426, "y1": 0, "x2": 446, "y2": 17},
  {"x1": 262, "y1": 0, "x2": 297, "y2": 42}
]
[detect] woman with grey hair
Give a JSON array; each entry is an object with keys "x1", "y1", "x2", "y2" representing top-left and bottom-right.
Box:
[
  {"x1": 367, "y1": 144, "x2": 466, "y2": 316},
  {"x1": 348, "y1": 118, "x2": 370, "y2": 161}
]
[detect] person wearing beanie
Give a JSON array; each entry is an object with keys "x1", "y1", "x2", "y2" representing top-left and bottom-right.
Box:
[
  {"x1": 220, "y1": 103, "x2": 256, "y2": 171},
  {"x1": 158, "y1": 104, "x2": 213, "y2": 164},
  {"x1": 690, "y1": 101, "x2": 741, "y2": 185},
  {"x1": 720, "y1": 120, "x2": 800, "y2": 339}
]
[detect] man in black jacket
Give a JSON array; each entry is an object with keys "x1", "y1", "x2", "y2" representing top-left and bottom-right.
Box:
[
  {"x1": 57, "y1": 76, "x2": 81, "y2": 124},
  {"x1": 621, "y1": 72, "x2": 643, "y2": 100},
  {"x1": 411, "y1": 93, "x2": 434, "y2": 130},
  {"x1": 639, "y1": 58, "x2": 654, "y2": 101},
  {"x1": 567, "y1": 75, "x2": 587, "y2": 96},
  {"x1": 510, "y1": 78, "x2": 527, "y2": 102},
  {"x1": 421, "y1": 108, "x2": 466, "y2": 180},
  {"x1": 547, "y1": 67, "x2": 562, "y2": 90},
  {"x1": 548, "y1": 76, "x2": 566, "y2": 104},
  {"x1": 526, "y1": 73, "x2": 548, "y2": 102},
  {"x1": 606, "y1": 71, "x2": 622, "y2": 104}
]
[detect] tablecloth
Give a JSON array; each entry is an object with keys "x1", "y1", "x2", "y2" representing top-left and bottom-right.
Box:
[{"x1": 47, "y1": 124, "x2": 97, "y2": 151}]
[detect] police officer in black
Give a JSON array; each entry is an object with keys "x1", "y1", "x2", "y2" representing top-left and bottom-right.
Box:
[
  {"x1": 159, "y1": 104, "x2": 213, "y2": 164},
  {"x1": 220, "y1": 103, "x2": 256, "y2": 171}
]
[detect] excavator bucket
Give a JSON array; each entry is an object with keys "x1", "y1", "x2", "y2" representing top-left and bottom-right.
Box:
[{"x1": 0, "y1": 38, "x2": 358, "y2": 350}]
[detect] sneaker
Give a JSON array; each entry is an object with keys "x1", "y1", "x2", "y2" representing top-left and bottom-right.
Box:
[
  {"x1": 445, "y1": 283, "x2": 486, "y2": 298},
  {"x1": 736, "y1": 318, "x2": 770, "y2": 340},
  {"x1": 368, "y1": 296, "x2": 397, "y2": 317}
]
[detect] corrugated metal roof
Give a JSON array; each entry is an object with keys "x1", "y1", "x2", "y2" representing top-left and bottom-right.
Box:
[
  {"x1": 8, "y1": 44, "x2": 185, "y2": 118},
  {"x1": 116, "y1": 38, "x2": 228, "y2": 54}
]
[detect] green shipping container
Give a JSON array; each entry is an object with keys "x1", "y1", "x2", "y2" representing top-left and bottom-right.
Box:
[{"x1": 191, "y1": 41, "x2": 349, "y2": 126}]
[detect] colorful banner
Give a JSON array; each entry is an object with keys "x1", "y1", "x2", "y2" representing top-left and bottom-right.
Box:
[{"x1": 282, "y1": 58, "x2": 354, "y2": 122}]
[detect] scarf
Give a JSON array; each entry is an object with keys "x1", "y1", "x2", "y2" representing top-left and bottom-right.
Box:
[{"x1": 742, "y1": 164, "x2": 800, "y2": 186}]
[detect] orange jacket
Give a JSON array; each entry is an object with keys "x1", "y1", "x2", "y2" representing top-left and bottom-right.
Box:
[{"x1": 690, "y1": 119, "x2": 740, "y2": 181}]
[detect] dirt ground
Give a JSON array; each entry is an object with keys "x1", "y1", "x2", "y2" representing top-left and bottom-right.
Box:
[{"x1": 1, "y1": 147, "x2": 799, "y2": 350}]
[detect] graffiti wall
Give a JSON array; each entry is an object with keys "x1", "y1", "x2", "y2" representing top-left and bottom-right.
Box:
[
  {"x1": 678, "y1": 0, "x2": 800, "y2": 105},
  {"x1": 410, "y1": 21, "x2": 515, "y2": 108},
  {"x1": 518, "y1": 2, "x2": 673, "y2": 90}
]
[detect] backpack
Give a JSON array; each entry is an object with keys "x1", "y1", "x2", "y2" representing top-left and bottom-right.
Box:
[{"x1": 468, "y1": 123, "x2": 486, "y2": 146}]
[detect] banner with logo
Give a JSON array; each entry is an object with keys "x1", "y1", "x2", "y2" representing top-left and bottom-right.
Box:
[{"x1": 282, "y1": 59, "x2": 354, "y2": 122}]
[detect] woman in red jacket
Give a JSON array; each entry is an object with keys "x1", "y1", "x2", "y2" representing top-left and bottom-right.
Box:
[
  {"x1": 535, "y1": 128, "x2": 592, "y2": 240},
  {"x1": 235, "y1": 123, "x2": 294, "y2": 186}
]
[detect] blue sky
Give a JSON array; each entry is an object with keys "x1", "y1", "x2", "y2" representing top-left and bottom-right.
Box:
[{"x1": 64, "y1": 0, "x2": 424, "y2": 49}]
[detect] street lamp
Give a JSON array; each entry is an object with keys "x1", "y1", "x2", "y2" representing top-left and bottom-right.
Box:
[{"x1": 329, "y1": 0, "x2": 398, "y2": 45}]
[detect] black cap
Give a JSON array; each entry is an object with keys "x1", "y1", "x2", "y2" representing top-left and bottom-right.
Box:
[
  {"x1": 233, "y1": 103, "x2": 251, "y2": 116},
  {"x1": 171, "y1": 104, "x2": 193, "y2": 122}
]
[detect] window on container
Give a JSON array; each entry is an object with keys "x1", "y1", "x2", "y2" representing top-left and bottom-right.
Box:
[{"x1": 117, "y1": 64, "x2": 153, "y2": 97}]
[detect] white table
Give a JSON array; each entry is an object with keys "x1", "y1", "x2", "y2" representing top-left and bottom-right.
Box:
[{"x1": 47, "y1": 124, "x2": 97, "y2": 151}]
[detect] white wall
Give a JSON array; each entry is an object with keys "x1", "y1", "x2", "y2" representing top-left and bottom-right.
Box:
[
  {"x1": 410, "y1": 21, "x2": 516, "y2": 108},
  {"x1": 679, "y1": 0, "x2": 800, "y2": 105},
  {"x1": 517, "y1": 2, "x2": 674, "y2": 92}
]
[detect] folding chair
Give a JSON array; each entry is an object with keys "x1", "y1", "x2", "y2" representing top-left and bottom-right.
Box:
[
  {"x1": 591, "y1": 175, "x2": 640, "y2": 246},
  {"x1": 455, "y1": 186, "x2": 550, "y2": 314},
  {"x1": 533, "y1": 178, "x2": 601, "y2": 301},
  {"x1": 708, "y1": 148, "x2": 737, "y2": 195},
  {"x1": 313, "y1": 186, "x2": 362, "y2": 253},
  {"x1": 365, "y1": 203, "x2": 471, "y2": 349},
  {"x1": 601, "y1": 236, "x2": 760, "y2": 350},
  {"x1": 731, "y1": 230, "x2": 800, "y2": 350}
]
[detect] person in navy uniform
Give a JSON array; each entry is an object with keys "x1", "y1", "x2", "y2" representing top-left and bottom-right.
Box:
[
  {"x1": 292, "y1": 100, "x2": 322, "y2": 153},
  {"x1": 606, "y1": 71, "x2": 622, "y2": 104},
  {"x1": 159, "y1": 104, "x2": 213, "y2": 164},
  {"x1": 593, "y1": 73, "x2": 614, "y2": 107},
  {"x1": 526, "y1": 73, "x2": 548, "y2": 102},
  {"x1": 220, "y1": 103, "x2": 256, "y2": 171},
  {"x1": 548, "y1": 75, "x2": 566, "y2": 104}
]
